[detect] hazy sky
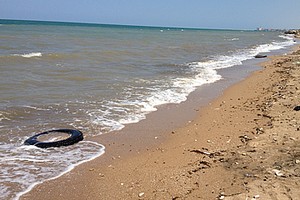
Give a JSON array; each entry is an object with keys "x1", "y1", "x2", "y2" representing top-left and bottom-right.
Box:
[{"x1": 1, "y1": 0, "x2": 299, "y2": 30}]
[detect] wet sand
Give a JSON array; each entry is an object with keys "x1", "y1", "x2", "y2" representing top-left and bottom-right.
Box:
[{"x1": 21, "y1": 45, "x2": 300, "y2": 200}]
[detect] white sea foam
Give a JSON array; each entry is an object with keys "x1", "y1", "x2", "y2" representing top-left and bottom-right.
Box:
[
  {"x1": 225, "y1": 37, "x2": 239, "y2": 41},
  {"x1": 22, "y1": 52, "x2": 42, "y2": 58},
  {"x1": 89, "y1": 66, "x2": 222, "y2": 130},
  {"x1": 23, "y1": 105, "x2": 51, "y2": 111},
  {"x1": 0, "y1": 141, "x2": 105, "y2": 200},
  {"x1": 13, "y1": 52, "x2": 42, "y2": 58},
  {"x1": 278, "y1": 34, "x2": 294, "y2": 40}
]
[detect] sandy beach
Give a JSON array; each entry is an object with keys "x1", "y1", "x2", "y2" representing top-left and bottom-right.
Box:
[{"x1": 21, "y1": 44, "x2": 300, "y2": 200}]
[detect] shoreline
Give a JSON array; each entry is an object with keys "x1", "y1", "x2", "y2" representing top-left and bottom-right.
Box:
[{"x1": 21, "y1": 44, "x2": 300, "y2": 199}]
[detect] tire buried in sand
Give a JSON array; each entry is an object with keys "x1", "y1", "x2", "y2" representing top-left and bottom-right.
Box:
[{"x1": 24, "y1": 129, "x2": 84, "y2": 148}]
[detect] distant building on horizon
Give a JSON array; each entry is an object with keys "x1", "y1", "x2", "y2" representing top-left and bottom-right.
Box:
[
  {"x1": 257, "y1": 27, "x2": 264, "y2": 31},
  {"x1": 256, "y1": 27, "x2": 284, "y2": 32}
]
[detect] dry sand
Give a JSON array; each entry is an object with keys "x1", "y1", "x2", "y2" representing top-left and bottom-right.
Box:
[{"x1": 22, "y1": 45, "x2": 300, "y2": 200}]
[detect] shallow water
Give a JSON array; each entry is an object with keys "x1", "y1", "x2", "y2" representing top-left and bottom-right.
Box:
[{"x1": 0, "y1": 19, "x2": 296, "y2": 199}]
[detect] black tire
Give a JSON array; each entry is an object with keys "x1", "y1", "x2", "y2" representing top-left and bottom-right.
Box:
[
  {"x1": 24, "y1": 129, "x2": 84, "y2": 148},
  {"x1": 255, "y1": 54, "x2": 267, "y2": 58}
]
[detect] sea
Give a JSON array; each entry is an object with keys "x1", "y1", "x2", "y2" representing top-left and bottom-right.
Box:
[{"x1": 0, "y1": 19, "x2": 296, "y2": 199}]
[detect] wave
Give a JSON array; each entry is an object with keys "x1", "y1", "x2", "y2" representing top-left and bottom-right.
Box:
[
  {"x1": 0, "y1": 141, "x2": 105, "y2": 200},
  {"x1": 225, "y1": 37, "x2": 239, "y2": 41},
  {"x1": 89, "y1": 34, "x2": 295, "y2": 133},
  {"x1": 13, "y1": 52, "x2": 42, "y2": 58}
]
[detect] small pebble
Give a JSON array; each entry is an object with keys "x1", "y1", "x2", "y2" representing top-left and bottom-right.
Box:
[
  {"x1": 138, "y1": 192, "x2": 145, "y2": 197},
  {"x1": 272, "y1": 169, "x2": 284, "y2": 177}
]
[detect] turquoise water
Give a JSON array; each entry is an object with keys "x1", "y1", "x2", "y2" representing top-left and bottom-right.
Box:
[{"x1": 0, "y1": 19, "x2": 296, "y2": 199}]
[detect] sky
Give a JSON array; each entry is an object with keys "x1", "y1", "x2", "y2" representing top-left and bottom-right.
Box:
[{"x1": 0, "y1": 0, "x2": 300, "y2": 30}]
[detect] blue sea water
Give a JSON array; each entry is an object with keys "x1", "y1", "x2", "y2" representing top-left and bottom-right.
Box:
[{"x1": 0, "y1": 19, "x2": 296, "y2": 199}]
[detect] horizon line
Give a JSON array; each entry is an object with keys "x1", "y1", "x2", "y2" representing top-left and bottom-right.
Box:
[{"x1": 0, "y1": 18, "x2": 257, "y2": 31}]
